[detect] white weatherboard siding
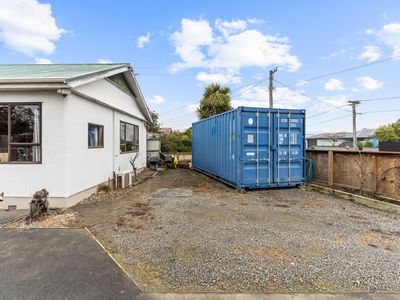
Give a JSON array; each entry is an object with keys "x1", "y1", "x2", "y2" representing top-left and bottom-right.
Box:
[
  {"x1": 63, "y1": 93, "x2": 114, "y2": 198},
  {"x1": 63, "y1": 93, "x2": 147, "y2": 198},
  {"x1": 0, "y1": 77, "x2": 148, "y2": 209},
  {"x1": 0, "y1": 91, "x2": 66, "y2": 208},
  {"x1": 76, "y1": 78, "x2": 146, "y2": 120}
]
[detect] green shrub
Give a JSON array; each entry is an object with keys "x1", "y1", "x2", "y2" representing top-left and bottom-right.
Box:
[
  {"x1": 98, "y1": 184, "x2": 110, "y2": 193},
  {"x1": 362, "y1": 140, "x2": 373, "y2": 147}
]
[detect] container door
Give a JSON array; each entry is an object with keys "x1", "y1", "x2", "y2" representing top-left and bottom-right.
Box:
[
  {"x1": 274, "y1": 111, "x2": 305, "y2": 184},
  {"x1": 241, "y1": 110, "x2": 273, "y2": 186}
]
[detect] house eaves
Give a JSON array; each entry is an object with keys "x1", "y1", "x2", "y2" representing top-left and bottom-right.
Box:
[{"x1": 0, "y1": 64, "x2": 152, "y2": 122}]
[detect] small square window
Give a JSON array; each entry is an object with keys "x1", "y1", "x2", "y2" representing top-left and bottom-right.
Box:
[{"x1": 88, "y1": 123, "x2": 104, "y2": 148}]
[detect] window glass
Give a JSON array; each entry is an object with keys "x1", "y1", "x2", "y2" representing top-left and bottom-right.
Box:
[
  {"x1": 88, "y1": 124, "x2": 104, "y2": 148},
  {"x1": 126, "y1": 123, "x2": 133, "y2": 152},
  {"x1": 120, "y1": 121, "x2": 139, "y2": 153},
  {"x1": 10, "y1": 105, "x2": 39, "y2": 143},
  {"x1": 133, "y1": 125, "x2": 139, "y2": 152},
  {"x1": 120, "y1": 122, "x2": 126, "y2": 153},
  {"x1": 9, "y1": 145, "x2": 40, "y2": 162},
  {"x1": 0, "y1": 103, "x2": 41, "y2": 163},
  {"x1": 0, "y1": 105, "x2": 7, "y2": 158}
]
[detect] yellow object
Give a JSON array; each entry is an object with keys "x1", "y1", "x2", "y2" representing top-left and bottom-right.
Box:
[
  {"x1": 0, "y1": 153, "x2": 8, "y2": 162},
  {"x1": 172, "y1": 155, "x2": 179, "y2": 169}
]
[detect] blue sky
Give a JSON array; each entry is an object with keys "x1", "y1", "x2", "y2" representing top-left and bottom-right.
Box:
[{"x1": 0, "y1": 0, "x2": 400, "y2": 133}]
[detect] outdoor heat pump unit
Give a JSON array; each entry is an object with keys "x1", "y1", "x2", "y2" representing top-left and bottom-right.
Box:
[{"x1": 115, "y1": 171, "x2": 133, "y2": 189}]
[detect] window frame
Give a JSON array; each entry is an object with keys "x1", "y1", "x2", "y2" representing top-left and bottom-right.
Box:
[
  {"x1": 88, "y1": 123, "x2": 104, "y2": 149},
  {"x1": 120, "y1": 121, "x2": 139, "y2": 154},
  {"x1": 0, "y1": 102, "x2": 42, "y2": 164}
]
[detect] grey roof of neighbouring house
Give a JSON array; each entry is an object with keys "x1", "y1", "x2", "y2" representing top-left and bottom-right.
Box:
[
  {"x1": 0, "y1": 64, "x2": 152, "y2": 122},
  {"x1": 0, "y1": 64, "x2": 129, "y2": 83},
  {"x1": 307, "y1": 128, "x2": 375, "y2": 139}
]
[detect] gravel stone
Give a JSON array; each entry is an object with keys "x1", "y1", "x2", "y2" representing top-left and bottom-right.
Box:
[{"x1": 73, "y1": 169, "x2": 400, "y2": 293}]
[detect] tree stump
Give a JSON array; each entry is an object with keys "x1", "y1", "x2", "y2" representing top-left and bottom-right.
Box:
[{"x1": 27, "y1": 189, "x2": 49, "y2": 222}]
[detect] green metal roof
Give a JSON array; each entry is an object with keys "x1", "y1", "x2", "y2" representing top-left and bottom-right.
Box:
[{"x1": 0, "y1": 64, "x2": 129, "y2": 83}]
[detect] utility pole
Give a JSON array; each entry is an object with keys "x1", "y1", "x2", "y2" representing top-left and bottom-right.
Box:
[
  {"x1": 268, "y1": 67, "x2": 278, "y2": 108},
  {"x1": 348, "y1": 100, "x2": 361, "y2": 149}
]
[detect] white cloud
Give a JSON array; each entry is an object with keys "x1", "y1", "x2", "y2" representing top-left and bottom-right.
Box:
[
  {"x1": 196, "y1": 71, "x2": 241, "y2": 84},
  {"x1": 137, "y1": 32, "x2": 151, "y2": 48},
  {"x1": 247, "y1": 18, "x2": 265, "y2": 25},
  {"x1": 232, "y1": 85, "x2": 309, "y2": 109},
  {"x1": 379, "y1": 22, "x2": 400, "y2": 56},
  {"x1": 215, "y1": 19, "x2": 247, "y2": 37},
  {"x1": 170, "y1": 19, "x2": 213, "y2": 71},
  {"x1": 209, "y1": 30, "x2": 301, "y2": 72},
  {"x1": 34, "y1": 57, "x2": 52, "y2": 64},
  {"x1": 324, "y1": 78, "x2": 344, "y2": 91},
  {"x1": 0, "y1": 0, "x2": 65, "y2": 56},
  {"x1": 311, "y1": 95, "x2": 349, "y2": 112},
  {"x1": 97, "y1": 59, "x2": 113, "y2": 64},
  {"x1": 357, "y1": 45, "x2": 381, "y2": 62},
  {"x1": 170, "y1": 18, "x2": 301, "y2": 74},
  {"x1": 295, "y1": 80, "x2": 308, "y2": 87},
  {"x1": 356, "y1": 76, "x2": 384, "y2": 90},
  {"x1": 149, "y1": 95, "x2": 165, "y2": 104},
  {"x1": 185, "y1": 103, "x2": 198, "y2": 113},
  {"x1": 321, "y1": 48, "x2": 346, "y2": 59},
  {"x1": 365, "y1": 29, "x2": 375, "y2": 35}
]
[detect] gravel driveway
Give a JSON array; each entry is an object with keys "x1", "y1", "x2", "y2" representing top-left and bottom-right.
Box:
[{"x1": 72, "y1": 168, "x2": 400, "y2": 293}]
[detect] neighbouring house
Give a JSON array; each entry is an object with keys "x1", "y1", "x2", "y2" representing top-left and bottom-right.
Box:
[
  {"x1": 306, "y1": 128, "x2": 377, "y2": 148},
  {"x1": 160, "y1": 127, "x2": 172, "y2": 136},
  {"x1": 0, "y1": 64, "x2": 152, "y2": 209}
]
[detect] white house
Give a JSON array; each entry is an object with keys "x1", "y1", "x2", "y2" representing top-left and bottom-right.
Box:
[{"x1": 0, "y1": 64, "x2": 152, "y2": 209}]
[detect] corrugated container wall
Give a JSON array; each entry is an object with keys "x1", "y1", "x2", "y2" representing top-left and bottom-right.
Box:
[{"x1": 192, "y1": 107, "x2": 306, "y2": 189}]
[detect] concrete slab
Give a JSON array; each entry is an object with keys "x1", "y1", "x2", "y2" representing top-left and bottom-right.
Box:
[
  {"x1": 151, "y1": 188, "x2": 192, "y2": 198},
  {"x1": 0, "y1": 209, "x2": 28, "y2": 225},
  {"x1": 0, "y1": 228, "x2": 140, "y2": 300}
]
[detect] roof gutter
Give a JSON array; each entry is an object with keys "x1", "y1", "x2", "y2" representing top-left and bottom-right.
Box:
[{"x1": 0, "y1": 82, "x2": 68, "y2": 91}]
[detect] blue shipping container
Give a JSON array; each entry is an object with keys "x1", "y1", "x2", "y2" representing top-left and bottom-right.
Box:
[{"x1": 192, "y1": 107, "x2": 306, "y2": 189}]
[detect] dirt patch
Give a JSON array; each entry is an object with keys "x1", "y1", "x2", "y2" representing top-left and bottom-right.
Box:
[
  {"x1": 358, "y1": 232, "x2": 398, "y2": 251},
  {"x1": 8, "y1": 210, "x2": 78, "y2": 228}
]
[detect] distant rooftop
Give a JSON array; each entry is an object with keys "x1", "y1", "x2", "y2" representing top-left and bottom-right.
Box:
[
  {"x1": 308, "y1": 128, "x2": 375, "y2": 139},
  {"x1": 0, "y1": 64, "x2": 130, "y2": 83}
]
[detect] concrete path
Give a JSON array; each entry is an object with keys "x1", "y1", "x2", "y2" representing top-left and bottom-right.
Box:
[
  {"x1": 0, "y1": 228, "x2": 140, "y2": 300},
  {"x1": 0, "y1": 209, "x2": 28, "y2": 225}
]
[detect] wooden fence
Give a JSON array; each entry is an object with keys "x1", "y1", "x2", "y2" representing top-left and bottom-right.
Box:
[{"x1": 307, "y1": 149, "x2": 400, "y2": 201}]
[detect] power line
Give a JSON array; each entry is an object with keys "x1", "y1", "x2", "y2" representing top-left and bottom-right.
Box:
[
  {"x1": 157, "y1": 55, "x2": 398, "y2": 118},
  {"x1": 307, "y1": 104, "x2": 349, "y2": 119},
  {"x1": 358, "y1": 96, "x2": 400, "y2": 102},
  {"x1": 360, "y1": 108, "x2": 400, "y2": 114},
  {"x1": 159, "y1": 78, "x2": 268, "y2": 116},
  {"x1": 273, "y1": 79, "x2": 353, "y2": 113},
  {"x1": 287, "y1": 55, "x2": 399, "y2": 87},
  {"x1": 158, "y1": 104, "x2": 197, "y2": 116},
  {"x1": 307, "y1": 114, "x2": 351, "y2": 127},
  {"x1": 307, "y1": 108, "x2": 400, "y2": 127},
  {"x1": 231, "y1": 78, "x2": 267, "y2": 96}
]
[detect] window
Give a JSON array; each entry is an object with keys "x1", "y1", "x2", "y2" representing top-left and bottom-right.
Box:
[
  {"x1": 0, "y1": 103, "x2": 41, "y2": 163},
  {"x1": 120, "y1": 121, "x2": 139, "y2": 153},
  {"x1": 88, "y1": 123, "x2": 104, "y2": 148}
]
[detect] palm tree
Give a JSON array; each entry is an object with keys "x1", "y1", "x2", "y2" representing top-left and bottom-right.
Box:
[{"x1": 197, "y1": 83, "x2": 233, "y2": 119}]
